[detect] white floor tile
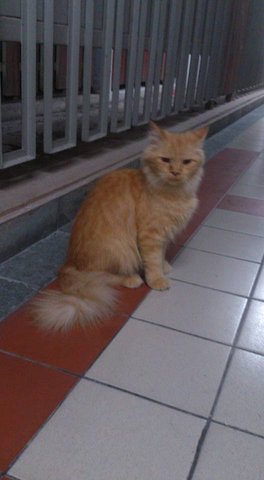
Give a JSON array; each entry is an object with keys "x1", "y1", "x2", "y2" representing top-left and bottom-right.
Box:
[
  {"x1": 253, "y1": 265, "x2": 264, "y2": 300},
  {"x1": 193, "y1": 423, "x2": 264, "y2": 480},
  {"x1": 87, "y1": 319, "x2": 230, "y2": 417},
  {"x1": 10, "y1": 380, "x2": 205, "y2": 480},
  {"x1": 187, "y1": 226, "x2": 264, "y2": 262},
  {"x1": 247, "y1": 154, "x2": 264, "y2": 176},
  {"x1": 170, "y1": 249, "x2": 258, "y2": 296},
  {"x1": 204, "y1": 209, "x2": 264, "y2": 237},
  {"x1": 228, "y1": 137, "x2": 263, "y2": 151},
  {"x1": 229, "y1": 183, "x2": 264, "y2": 200},
  {"x1": 238, "y1": 171, "x2": 264, "y2": 187},
  {"x1": 133, "y1": 280, "x2": 246, "y2": 344},
  {"x1": 237, "y1": 300, "x2": 264, "y2": 355},
  {"x1": 213, "y1": 349, "x2": 264, "y2": 436}
]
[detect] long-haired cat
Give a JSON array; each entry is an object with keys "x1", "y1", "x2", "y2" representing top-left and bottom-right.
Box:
[{"x1": 33, "y1": 122, "x2": 208, "y2": 330}]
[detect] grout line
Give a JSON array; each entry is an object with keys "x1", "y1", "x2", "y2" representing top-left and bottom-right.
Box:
[
  {"x1": 236, "y1": 343, "x2": 264, "y2": 357},
  {"x1": 131, "y1": 316, "x2": 235, "y2": 348},
  {"x1": 83, "y1": 376, "x2": 208, "y2": 421},
  {"x1": 0, "y1": 348, "x2": 81, "y2": 379},
  {"x1": 0, "y1": 275, "x2": 38, "y2": 292},
  {"x1": 211, "y1": 419, "x2": 264, "y2": 441},
  {"x1": 132, "y1": 316, "x2": 264, "y2": 358},
  {"x1": 84, "y1": 377, "x2": 264, "y2": 441},
  {"x1": 168, "y1": 276, "x2": 256, "y2": 301},
  {"x1": 182, "y1": 245, "x2": 262, "y2": 265},
  {"x1": 201, "y1": 223, "x2": 264, "y2": 238},
  {"x1": 169, "y1": 273, "x2": 264, "y2": 305},
  {"x1": 186, "y1": 421, "x2": 211, "y2": 480}
]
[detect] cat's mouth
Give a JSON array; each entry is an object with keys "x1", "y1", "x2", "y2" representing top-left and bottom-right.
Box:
[{"x1": 169, "y1": 173, "x2": 183, "y2": 183}]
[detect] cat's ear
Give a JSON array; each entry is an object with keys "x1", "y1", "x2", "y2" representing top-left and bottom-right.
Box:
[
  {"x1": 149, "y1": 121, "x2": 166, "y2": 146},
  {"x1": 192, "y1": 126, "x2": 209, "y2": 144}
]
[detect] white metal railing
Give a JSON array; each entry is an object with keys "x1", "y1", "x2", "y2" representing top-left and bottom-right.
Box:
[{"x1": 1, "y1": 0, "x2": 264, "y2": 168}]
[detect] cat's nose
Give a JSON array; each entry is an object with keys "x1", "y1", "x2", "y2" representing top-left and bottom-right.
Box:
[{"x1": 171, "y1": 171, "x2": 180, "y2": 176}]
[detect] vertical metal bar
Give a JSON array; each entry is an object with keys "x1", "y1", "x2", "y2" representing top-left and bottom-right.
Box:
[
  {"x1": 45, "y1": 0, "x2": 81, "y2": 152},
  {"x1": 1, "y1": 0, "x2": 37, "y2": 168},
  {"x1": 195, "y1": 0, "x2": 216, "y2": 104},
  {"x1": 173, "y1": 0, "x2": 196, "y2": 113},
  {"x1": 43, "y1": 0, "x2": 54, "y2": 153},
  {"x1": 132, "y1": 0, "x2": 148, "y2": 125},
  {"x1": 97, "y1": 0, "x2": 116, "y2": 137},
  {"x1": 212, "y1": 0, "x2": 232, "y2": 99},
  {"x1": 123, "y1": 0, "x2": 141, "y2": 128},
  {"x1": 222, "y1": 0, "x2": 250, "y2": 95},
  {"x1": 160, "y1": 0, "x2": 183, "y2": 117},
  {"x1": 204, "y1": 0, "x2": 226, "y2": 102},
  {"x1": 110, "y1": 0, "x2": 141, "y2": 132},
  {"x1": 185, "y1": 0, "x2": 206, "y2": 109},
  {"x1": 21, "y1": 0, "x2": 36, "y2": 158},
  {"x1": 81, "y1": 0, "x2": 94, "y2": 141},
  {"x1": 0, "y1": 76, "x2": 3, "y2": 168},
  {"x1": 151, "y1": 0, "x2": 168, "y2": 119},
  {"x1": 64, "y1": 0, "x2": 81, "y2": 146},
  {"x1": 142, "y1": 0, "x2": 160, "y2": 123},
  {"x1": 110, "y1": 0, "x2": 125, "y2": 132}
]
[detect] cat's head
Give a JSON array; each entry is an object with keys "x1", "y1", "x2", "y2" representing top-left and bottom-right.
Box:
[{"x1": 142, "y1": 122, "x2": 208, "y2": 188}]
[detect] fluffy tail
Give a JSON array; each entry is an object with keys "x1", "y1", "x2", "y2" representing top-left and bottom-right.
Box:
[{"x1": 32, "y1": 267, "x2": 119, "y2": 331}]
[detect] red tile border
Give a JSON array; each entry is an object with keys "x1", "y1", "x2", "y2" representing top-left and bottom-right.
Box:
[
  {"x1": 0, "y1": 352, "x2": 77, "y2": 473},
  {"x1": 218, "y1": 194, "x2": 264, "y2": 217},
  {"x1": 0, "y1": 146, "x2": 259, "y2": 473}
]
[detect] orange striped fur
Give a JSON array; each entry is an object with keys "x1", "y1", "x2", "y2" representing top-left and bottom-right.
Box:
[{"x1": 33, "y1": 123, "x2": 208, "y2": 330}]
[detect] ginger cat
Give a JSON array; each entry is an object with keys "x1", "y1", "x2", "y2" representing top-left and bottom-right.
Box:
[{"x1": 34, "y1": 122, "x2": 208, "y2": 330}]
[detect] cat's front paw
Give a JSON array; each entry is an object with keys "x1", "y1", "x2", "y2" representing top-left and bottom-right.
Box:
[
  {"x1": 163, "y1": 260, "x2": 173, "y2": 274},
  {"x1": 147, "y1": 276, "x2": 170, "y2": 291}
]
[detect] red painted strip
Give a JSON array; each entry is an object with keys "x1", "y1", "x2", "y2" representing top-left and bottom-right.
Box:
[{"x1": 218, "y1": 194, "x2": 264, "y2": 217}]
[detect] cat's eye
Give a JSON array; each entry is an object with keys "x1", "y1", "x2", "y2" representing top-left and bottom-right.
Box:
[
  {"x1": 160, "y1": 156, "x2": 170, "y2": 163},
  {"x1": 182, "y1": 159, "x2": 192, "y2": 165}
]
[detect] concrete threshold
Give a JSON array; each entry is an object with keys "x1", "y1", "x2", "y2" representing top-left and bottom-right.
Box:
[{"x1": 0, "y1": 89, "x2": 264, "y2": 262}]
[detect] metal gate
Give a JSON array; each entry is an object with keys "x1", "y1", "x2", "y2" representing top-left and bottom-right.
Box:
[{"x1": 1, "y1": 0, "x2": 264, "y2": 169}]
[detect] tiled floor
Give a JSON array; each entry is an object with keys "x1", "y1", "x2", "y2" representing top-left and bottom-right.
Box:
[{"x1": 1, "y1": 104, "x2": 264, "y2": 479}]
